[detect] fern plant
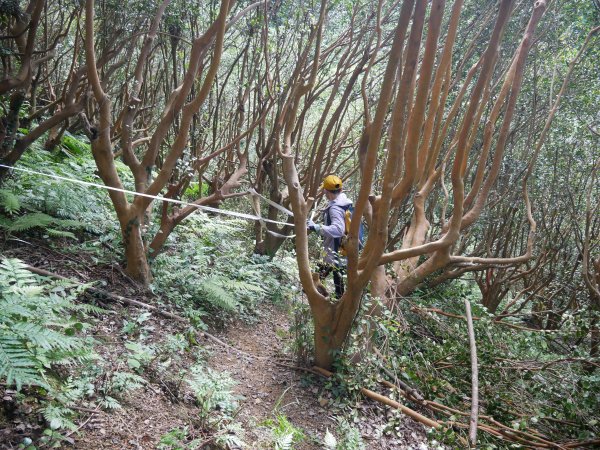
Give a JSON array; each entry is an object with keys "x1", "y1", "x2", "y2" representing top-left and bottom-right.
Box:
[
  {"x1": 150, "y1": 214, "x2": 297, "y2": 322},
  {"x1": 199, "y1": 275, "x2": 241, "y2": 312},
  {"x1": 61, "y1": 132, "x2": 91, "y2": 157},
  {"x1": 187, "y1": 366, "x2": 239, "y2": 421},
  {"x1": 1, "y1": 146, "x2": 127, "y2": 236},
  {"x1": 186, "y1": 365, "x2": 245, "y2": 447},
  {"x1": 158, "y1": 426, "x2": 202, "y2": 449},
  {"x1": 262, "y1": 413, "x2": 305, "y2": 450},
  {"x1": 0, "y1": 188, "x2": 20, "y2": 214},
  {"x1": 0, "y1": 211, "x2": 85, "y2": 239},
  {"x1": 0, "y1": 258, "x2": 96, "y2": 390},
  {"x1": 322, "y1": 417, "x2": 366, "y2": 450}
]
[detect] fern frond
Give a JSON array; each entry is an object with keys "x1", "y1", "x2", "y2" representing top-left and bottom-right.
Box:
[
  {"x1": 45, "y1": 346, "x2": 97, "y2": 366},
  {"x1": 41, "y1": 403, "x2": 77, "y2": 431},
  {"x1": 18, "y1": 285, "x2": 45, "y2": 296},
  {"x1": 71, "y1": 303, "x2": 106, "y2": 315},
  {"x1": 323, "y1": 429, "x2": 337, "y2": 449},
  {"x1": 46, "y1": 228, "x2": 77, "y2": 239},
  {"x1": 11, "y1": 322, "x2": 83, "y2": 351},
  {"x1": 0, "y1": 331, "x2": 45, "y2": 390},
  {"x1": 0, "y1": 189, "x2": 20, "y2": 214},
  {"x1": 0, "y1": 257, "x2": 32, "y2": 274},
  {"x1": 187, "y1": 366, "x2": 238, "y2": 414},
  {"x1": 199, "y1": 277, "x2": 239, "y2": 312},
  {"x1": 275, "y1": 433, "x2": 294, "y2": 450},
  {"x1": 61, "y1": 133, "x2": 90, "y2": 157},
  {"x1": 0, "y1": 298, "x2": 38, "y2": 318},
  {"x1": 109, "y1": 371, "x2": 146, "y2": 392},
  {"x1": 0, "y1": 258, "x2": 37, "y2": 291},
  {"x1": 8, "y1": 212, "x2": 54, "y2": 232},
  {"x1": 98, "y1": 395, "x2": 122, "y2": 410},
  {"x1": 0, "y1": 258, "x2": 93, "y2": 391},
  {"x1": 230, "y1": 279, "x2": 265, "y2": 294}
]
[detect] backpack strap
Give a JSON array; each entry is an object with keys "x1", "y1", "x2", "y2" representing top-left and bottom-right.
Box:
[
  {"x1": 324, "y1": 203, "x2": 350, "y2": 226},
  {"x1": 324, "y1": 203, "x2": 351, "y2": 254}
]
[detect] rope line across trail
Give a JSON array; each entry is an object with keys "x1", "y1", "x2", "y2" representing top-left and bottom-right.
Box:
[{"x1": 0, "y1": 163, "x2": 296, "y2": 231}]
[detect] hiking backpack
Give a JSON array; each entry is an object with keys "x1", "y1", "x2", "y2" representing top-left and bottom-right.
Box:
[{"x1": 327, "y1": 204, "x2": 365, "y2": 256}]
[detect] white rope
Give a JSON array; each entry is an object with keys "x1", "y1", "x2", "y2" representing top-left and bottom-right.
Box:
[
  {"x1": 247, "y1": 188, "x2": 295, "y2": 239},
  {"x1": 247, "y1": 187, "x2": 294, "y2": 217},
  {"x1": 0, "y1": 164, "x2": 295, "y2": 228}
]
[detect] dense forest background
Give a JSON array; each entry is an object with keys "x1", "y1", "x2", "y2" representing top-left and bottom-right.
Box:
[{"x1": 0, "y1": 0, "x2": 599, "y2": 448}]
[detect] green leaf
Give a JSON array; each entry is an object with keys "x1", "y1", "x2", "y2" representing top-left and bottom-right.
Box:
[{"x1": 323, "y1": 429, "x2": 337, "y2": 449}]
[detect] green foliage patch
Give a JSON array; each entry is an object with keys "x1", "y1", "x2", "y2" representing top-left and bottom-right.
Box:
[
  {"x1": 151, "y1": 214, "x2": 297, "y2": 323},
  {"x1": 0, "y1": 258, "x2": 96, "y2": 391},
  {"x1": 331, "y1": 283, "x2": 600, "y2": 448}
]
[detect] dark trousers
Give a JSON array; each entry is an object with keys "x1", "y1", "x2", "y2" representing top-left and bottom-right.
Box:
[{"x1": 318, "y1": 263, "x2": 345, "y2": 299}]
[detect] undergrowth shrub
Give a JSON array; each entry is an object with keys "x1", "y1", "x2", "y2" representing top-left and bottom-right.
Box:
[
  {"x1": 261, "y1": 413, "x2": 305, "y2": 450},
  {"x1": 0, "y1": 258, "x2": 97, "y2": 390},
  {"x1": 0, "y1": 257, "x2": 157, "y2": 445},
  {"x1": 186, "y1": 365, "x2": 245, "y2": 447},
  {"x1": 0, "y1": 257, "x2": 101, "y2": 442},
  {"x1": 0, "y1": 211, "x2": 86, "y2": 239},
  {"x1": 333, "y1": 282, "x2": 600, "y2": 448},
  {"x1": 151, "y1": 214, "x2": 297, "y2": 324},
  {"x1": 0, "y1": 143, "x2": 128, "y2": 242},
  {"x1": 323, "y1": 417, "x2": 366, "y2": 450}
]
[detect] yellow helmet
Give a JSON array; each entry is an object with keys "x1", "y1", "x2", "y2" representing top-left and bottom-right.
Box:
[{"x1": 321, "y1": 174, "x2": 343, "y2": 191}]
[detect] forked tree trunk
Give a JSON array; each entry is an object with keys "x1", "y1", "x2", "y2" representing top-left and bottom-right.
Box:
[
  {"x1": 310, "y1": 288, "x2": 363, "y2": 369},
  {"x1": 479, "y1": 280, "x2": 507, "y2": 314},
  {"x1": 282, "y1": 0, "x2": 550, "y2": 370},
  {"x1": 119, "y1": 208, "x2": 152, "y2": 284},
  {"x1": 148, "y1": 216, "x2": 175, "y2": 256},
  {"x1": 84, "y1": 0, "x2": 235, "y2": 286}
]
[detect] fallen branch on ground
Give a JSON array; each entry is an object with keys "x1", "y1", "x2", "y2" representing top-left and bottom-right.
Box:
[
  {"x1": 464, "y1": 299, "x2": 479, "y2": 447},
  {"x1": 311, "y1": 366, "x2": 441, "y2": 430},
  {"x1": 26, "y1": 265, "x2": 186, "y2": 321},
  {"x1": 412, "y1": 305, "x2": 550, "y2": 332}
]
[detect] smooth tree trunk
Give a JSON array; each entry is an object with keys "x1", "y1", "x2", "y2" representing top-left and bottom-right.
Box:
[{"x1": 119, "y1": 207, "x2": 152, "y2": 284}]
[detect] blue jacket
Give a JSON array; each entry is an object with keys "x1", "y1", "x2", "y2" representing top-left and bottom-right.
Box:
[{"x1": 319, "y1": 193, "x2": 352, "y2": 265}]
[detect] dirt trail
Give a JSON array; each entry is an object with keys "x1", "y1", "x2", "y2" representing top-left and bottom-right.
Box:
[
  {"x1": 206, "y1": 304, "x2": 432, "y2": 449},
  {"x1": 207, "y1": 305, "x2": 335, "y2": 448},
  {"x1": 1, "y1": 238, "x2": 432, "y2": 448}
]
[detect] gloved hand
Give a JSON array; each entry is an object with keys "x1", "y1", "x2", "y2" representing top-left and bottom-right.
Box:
[{"x1": 307, "y1": 219, "x2": 321, "y2": 234}]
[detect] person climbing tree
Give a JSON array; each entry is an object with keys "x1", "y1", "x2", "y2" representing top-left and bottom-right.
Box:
[{"x1": 307, "y1": 175, "x2": 353, "y2": 299}]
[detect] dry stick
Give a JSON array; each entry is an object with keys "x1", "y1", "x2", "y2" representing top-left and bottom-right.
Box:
[
  {"x1": 464, "y1": 299, "x2": 479, "y2": 447},
  {"x1": 372, "y1": 346, "x2": 425, "y2": 402},
  {"x1": 25, "y1": 265, "x2": 309, "y2": 366},
  {"x1": 65, "y1": 407, "x2": 100, "y2": 439},
  {"x1": 25, "y1": 265, "x2": 186, "y2": 321},
  {"x1": 370, "y1": 360, "x2": 573, "y2": 448},
  {"x1": 447, "y1": 421, "x2": 557, "y2": 449},
  {"x1": 563, "y1": 438, "x2": 600, "y2": 449},
  {"x1": 311, "y1": 366, "x2": 441, "y2": 430},
  {"x1": 379, "y1": 361, "x2": 566, "y2": 448},
  {"x1": 23, "y1": 265, "x2": 250, "y2": 355}
]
